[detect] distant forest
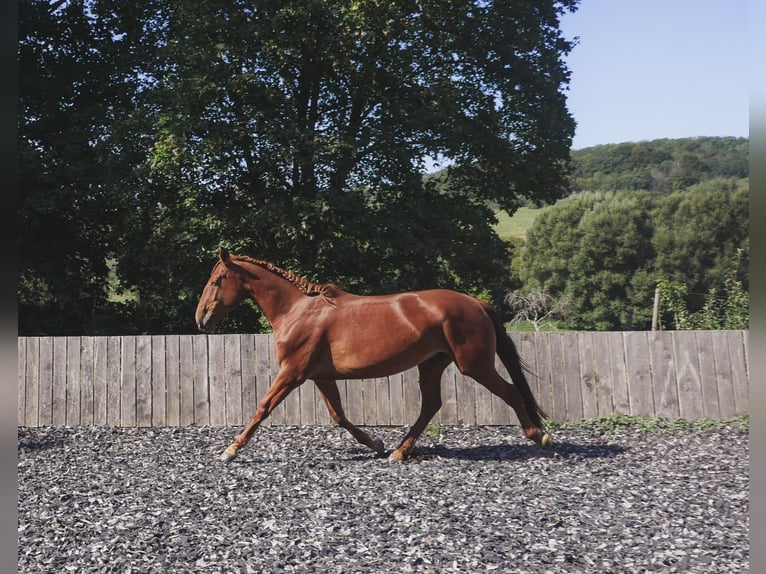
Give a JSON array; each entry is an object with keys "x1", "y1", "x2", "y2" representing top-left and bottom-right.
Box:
[
  {"x1": 568, "y1": 136, "x2": 748, "y2": 194},
  {"x1": 508, "y1": 136, "x2": 749, "y2": 331}
]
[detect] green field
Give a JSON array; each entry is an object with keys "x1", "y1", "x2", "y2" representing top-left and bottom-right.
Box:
[{"x1": 492, "y1": 206, "x2": 541, "y2": 241}]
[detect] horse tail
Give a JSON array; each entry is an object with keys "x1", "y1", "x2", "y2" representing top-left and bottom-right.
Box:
[{"x1": 481, "y1": 302, "x2": 547, "y2": 427}]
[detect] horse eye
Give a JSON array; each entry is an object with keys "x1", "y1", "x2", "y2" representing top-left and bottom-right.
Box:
[{"x1": 211, "y1": 277, "x2": 222, "y2": 287}]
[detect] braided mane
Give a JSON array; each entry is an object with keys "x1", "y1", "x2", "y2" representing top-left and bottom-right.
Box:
[{"x1": 232, "y1": 255, "x2": 336, "y2": 298}]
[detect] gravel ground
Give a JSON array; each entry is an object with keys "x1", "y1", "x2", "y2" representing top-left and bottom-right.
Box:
[{"x1": 18, "y1": 423, "x2": 748, "y2": 574}]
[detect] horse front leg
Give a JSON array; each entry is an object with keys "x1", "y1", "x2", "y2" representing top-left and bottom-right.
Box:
[
  {"x1": 220, "y1": 372, "x2": 301, "y2": 462},
  {"x1": 314, "y1": 379, "x2": 385, "y2": 456}
]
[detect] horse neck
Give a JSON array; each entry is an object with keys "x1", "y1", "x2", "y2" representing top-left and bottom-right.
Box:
[{"x1": 236, "y1": 259, "x2": 306, "y2": 327}]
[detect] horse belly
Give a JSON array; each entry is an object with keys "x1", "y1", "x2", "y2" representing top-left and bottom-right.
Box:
[{"x1": 324, "y1": 327, "x2": 445, "y2": 378}]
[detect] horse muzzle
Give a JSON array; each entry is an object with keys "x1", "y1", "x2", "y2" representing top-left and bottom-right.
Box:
[{"x1": 195, "y1": 308, "x2": 216, "y2": 333}]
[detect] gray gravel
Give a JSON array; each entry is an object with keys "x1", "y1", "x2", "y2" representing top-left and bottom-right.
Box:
[{"x1": 18, "y1": 423, "x2": 748, "y2": 573}]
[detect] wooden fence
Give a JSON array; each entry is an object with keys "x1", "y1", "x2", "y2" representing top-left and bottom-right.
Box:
[{"x1": 17, "y1": 331, "x2": 749, "y2": 428}]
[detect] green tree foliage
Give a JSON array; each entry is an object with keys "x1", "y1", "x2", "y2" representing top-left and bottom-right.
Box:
[
  {"x1": 19, "y1": 0, "x2": 579, "y2": 335},
  {"x1": 18, "y1": 0, "x2": 168, "y2": 334},
  {"x1": 519, "y1": 180, "x2": 747, "y2": 330},
  {"x1": 652, "y1": 178, "x2": 749, "y2": 312},
  {"x1": 569, "y1": 137, "x2": 748, "y2": 193},
  {"x1": 521, "y1": 191, "x2": 655, "y2": 330},
  {"x1": 658, "y1": 251, "x2": 748, "y2": 330}
]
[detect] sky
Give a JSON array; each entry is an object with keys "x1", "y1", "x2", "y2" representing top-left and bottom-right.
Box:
[{"x1": 559, "y1": 0, "x2": 749, "y2": 149}]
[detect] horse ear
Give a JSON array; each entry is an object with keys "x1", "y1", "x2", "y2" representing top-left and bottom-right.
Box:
[{"x1": 219, "y1": 246, "x2": 231, "y2": 265}]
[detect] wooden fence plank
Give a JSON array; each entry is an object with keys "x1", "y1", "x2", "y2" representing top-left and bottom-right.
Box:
[
  {"x1": 52, "y1": 338, "x2": 68, "y2": 426},
  {"x1": 401, "y1": 367, "x2": 420, "y2": 426},
  {"x1": 208, "y1": 335, "x2": 226, "y2": 426},
  {"x1": 106, "y1": 337, "x2": 121, "y2": 426},
  {"x1": 224, "y1": 334, "x2": 243, "y2": 425},
  {"x1": 578, "y1": 332, "x2": 599, "y2": 420},
  {"x1": 179, "y1": 335, "x2": 195, "y2": 426},
  {"x1": 727, "y1": 330, "x2": 748, "y2": 415},
  {"x1": 192, "y1": 336, "x2": 209, "y2": 426},
  {"x1": 151, "y1": 336, "x2": 167, "y2": 427},
  {"x1": 648, "y1": 331, "x2": 679, "y2": 419},
  {"x1": 240, "y1": 334, "x2": 257, "y2": 423},
  {"x1": 532, "y1": 333, "x2": 553, "y2": 418},
  {"x1": 299, "y1": 380, "x2": 316, "y2": 426},
  {"x1": 454, "y1": 366, "x2": 476, "y2": 426},
  {"x1": 80, "y1": 337, "x2": 94, "y2": 426},
  {"x1": 120, "y1": 336, "x2": 136, "y2": 427},
  {"x1": 165, "y1": 335, "x2": 180, "y2": 426},
  {"x1": 66, "y1": 337, "x2": 81, "y2": 426},
  {"x1": 388, "y1": 372, "x2": 404, "y2": 426},
  {"x1": 365, "y1": 379, "x2": 380, "y2": 426},
  {"x1": 547, "y1": 334, "x2": 567, "y2": 422},
  {"x1": 283, "y1": 384, "x2": 302, "y2": 425},
  {"x1": 38, "y1": 338, "x2": 53, "y2": 426},
  {"x1": 695, "y1": 330, "x2": 720, "y2": 420},
  {"x1": 562, "y1": 334, "x2": 583, "y2": 423},
  {"x1": 672, "y1": 331, "x2": 704, "y2": 421},
  {"x1": 374, "y1": 377, "x2": 390, "y2": 426},
  {"x1": 608, "y1": 333, "x2": 630, "y2": 415},
  {"x1": 24, "y1": 339, "x2": 40, "y2": 428},
  {"x1": 18, "y1": 339, "x2": 26, "y2": 426},
  {"x1": 712, "y1": 331, "x2": 736, "y2": 419},
  {"x1": 474, "y1": 374, "x2": 493, "y2": 425},
  {"x1": 624, "y1": 332, "x2": 653, "y2": 416},
  {"x1": 440, "y1": 364, "x2": 459, "y2": 426},
  {"x1": 93, "y1": 337, "x2": 108, "y2": 426},
  {"x1": 590, "y1": 332, "x2": 614, "y2": 417},
  {"x1": 135, "y1": 336, "x2": 152, "y2": 427},
  {"x1": 743, "y1": 330, "x2": 750, "y2": 380}
]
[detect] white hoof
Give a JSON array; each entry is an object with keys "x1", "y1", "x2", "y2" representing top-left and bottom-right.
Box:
[{"x1": 219, "y1": 446, "x2": 238, "y2": 462}]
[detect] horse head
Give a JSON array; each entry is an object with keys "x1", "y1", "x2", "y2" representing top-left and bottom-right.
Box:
[{"x1": 195, "y1": 247, "x2": 249, "y2": 333}]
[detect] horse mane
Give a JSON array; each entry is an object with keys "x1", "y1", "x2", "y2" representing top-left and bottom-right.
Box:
[{"x1": 231, "y1": 255, "x2": 340, "y2": 301}]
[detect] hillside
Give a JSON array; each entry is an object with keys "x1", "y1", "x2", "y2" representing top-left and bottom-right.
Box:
[
  {"x1": 493, "y1": 206, "x2": 540, "y2": 241},
  {"x1": 568, "y1": 136, "x2": 748, "y2": 193},
  {"x1": 492, "y1": 136, "x2": 748, "y2": 242}
]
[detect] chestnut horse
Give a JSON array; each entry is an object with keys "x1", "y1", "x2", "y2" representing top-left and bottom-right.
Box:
[{"x1": 195, "y1": 248, "x2": 551, "y2": 462}]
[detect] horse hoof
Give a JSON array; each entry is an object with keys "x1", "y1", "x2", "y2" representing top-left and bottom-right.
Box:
[
  {"x1": 371, "y1": 438, "x2": 385, "y2": 455},
  {"x1": 219, "y1": 446, "x2": 238, "y2": 462},
  {"x1": 541, "y1": 433, "x2": 552, "y2": 448},
  {"x1": 388, "y1": 449, "x2": 406, "y2": 463}
]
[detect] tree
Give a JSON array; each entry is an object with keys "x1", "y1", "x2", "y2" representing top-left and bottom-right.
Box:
[
  {"x1": 658, "y1": 250, "x2": 748, "y2": 330},
  {"x1": 19, "y1": 0, "x2": 579, "y2": 334},
  {"x1": 520, "y1": 191, "x2": 603, "y2": 296},
  {"x1": 18, "y1": 0, "x2": 168, "y2": 334},
  {"x1": 519, "y1": 179, "x2": 748, "y2": 331},
  {"x1": 565, "y1": 191, "x2": 655, "y2": 329},
  {"x1": 114, "y1": 0, "x2": 579, "y2": 333},
  {"x1": 652, "y1": 178, "x2": 749, "y2": 314},
  {"x1": 520, "y1": 191, "x2": 655, "y2": 330},
  {"x1": 568, "y1": 137, "x2": 749, "y2": 193},
  {"x1": 505, "y1": 288, "x2": 571, "y2": 331}
]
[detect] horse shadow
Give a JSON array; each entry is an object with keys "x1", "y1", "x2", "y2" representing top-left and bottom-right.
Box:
[{"x1": 346, "y1": 439, "x2": 626, "y2": 462}]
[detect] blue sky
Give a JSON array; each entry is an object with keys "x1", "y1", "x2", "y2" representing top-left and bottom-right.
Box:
[{"x1": 559, "y1": 1, "x2": 749, "y2": 149}]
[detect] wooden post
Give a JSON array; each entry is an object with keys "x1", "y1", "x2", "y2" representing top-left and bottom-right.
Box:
[{"x1": 651, "y1": 287, "x2": 661, "y2": 331}]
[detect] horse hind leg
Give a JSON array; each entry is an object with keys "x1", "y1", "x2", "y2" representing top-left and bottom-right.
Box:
[
  {"x1": 314, "y1": 379, "x2": 385, "y2": 456},
  {"x1": 463, "y1": 365, "x2": 550, "y2": 448},
  {"x1": 389, "y1": 354, "x2": 452, "y2": 462}
]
